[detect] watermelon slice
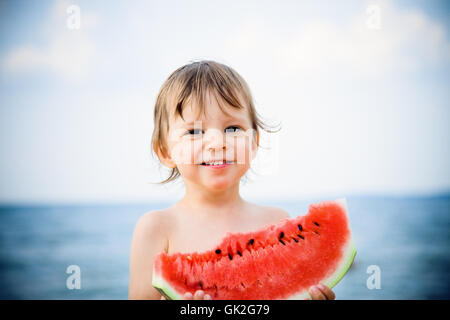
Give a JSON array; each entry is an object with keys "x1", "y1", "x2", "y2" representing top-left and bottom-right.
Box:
[{"x1": 152, "y1": 198, "x2": 356, "y2": 300}]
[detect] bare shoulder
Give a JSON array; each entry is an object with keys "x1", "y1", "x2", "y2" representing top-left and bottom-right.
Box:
[
  {"x1": 245, "y1": 201, "x2": 290, "y2": 225},
  {"x1": 133, "y1": 208, "x2": 174, "y2": 239},
  {"x1": 261, "y1": 205, "x2": 291, "y2": 221},
  {"x1": 129, "y1": 208, "x2": 175, "y2": 300}
]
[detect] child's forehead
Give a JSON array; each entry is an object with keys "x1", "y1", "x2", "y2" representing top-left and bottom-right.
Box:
[{"x1": 171, "y1": 92, "x2": 250, "y2": 124}]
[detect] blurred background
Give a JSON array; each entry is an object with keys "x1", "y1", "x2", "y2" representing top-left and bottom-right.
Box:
[{"x1": 0, "y1": 0, "x2": 449, "y2": 299}]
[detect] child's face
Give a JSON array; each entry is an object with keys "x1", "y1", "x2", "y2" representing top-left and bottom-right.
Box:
[{"x1": 163, "y1": 91, "x2": 258, "y2": 192}]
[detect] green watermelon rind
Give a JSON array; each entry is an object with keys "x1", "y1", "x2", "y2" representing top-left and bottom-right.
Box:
[
  {"x1": 287, "y1": 238, "x2": 357, "y2": 300},
  {"x1": 323, "y1": 240, "x2": 357, "y2": 290},
  {"x1": 305, "y1": 198, "x2": 357, "y2": 299},
  {"x1": 152, "y1": 198, "x2": 356, "y2": 300},
  {"x1": 152, "y1": 272, "x2": 183, "y2": 300}
]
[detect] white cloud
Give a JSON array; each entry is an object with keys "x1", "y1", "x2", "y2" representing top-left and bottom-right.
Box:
[
  {"x1": 1, "y1": 0, "x2": 98, "y2": 80},
  {"x1": 225, "y1": 0, "x2": 450, "y2": 77}
]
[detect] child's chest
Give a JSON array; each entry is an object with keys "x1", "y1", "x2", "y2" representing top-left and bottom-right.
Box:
[{"x1": 167, "y1": 210, "x2": 274, "y2": 254}]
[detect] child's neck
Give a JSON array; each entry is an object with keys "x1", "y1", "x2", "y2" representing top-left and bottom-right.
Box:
[{"x1": 177, "y1": 182, "x2": 246, "y2": 214}]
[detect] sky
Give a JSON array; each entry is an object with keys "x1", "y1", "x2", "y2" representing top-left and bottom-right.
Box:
[{"x1": 0, "y1": 0, "x2": 449, "y2": 204}]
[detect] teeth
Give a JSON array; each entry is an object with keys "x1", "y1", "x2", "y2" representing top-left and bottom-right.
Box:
[{"x1": 202, "y1": 160, "x2": 233, "y2": 165}]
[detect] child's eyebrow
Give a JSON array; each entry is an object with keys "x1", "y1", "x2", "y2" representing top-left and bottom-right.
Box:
[{"x1": 183, "y1": 115, "x2": 247, "y2": 126}]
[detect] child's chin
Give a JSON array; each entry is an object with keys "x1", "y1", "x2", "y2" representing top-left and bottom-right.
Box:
[{"x1": 203, "y1": 179, "x2": 234, "y2": 191}]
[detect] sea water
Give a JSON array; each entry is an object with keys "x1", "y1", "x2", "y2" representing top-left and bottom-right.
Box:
[{"x1": 0, "y1": 195, "x2": 448, "y2": 299}]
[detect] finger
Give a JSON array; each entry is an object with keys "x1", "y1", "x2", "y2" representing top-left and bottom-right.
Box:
[
  {"x1": 309, "y1": 286, "x2": 327, "y2": 300},
  {"x1": 194, "y1": 290, "x2": 205, "y2": 300},
  {"x1": 184, "y1": 292, "x2": 193, "y2": 300},
  {"x1": 318, "y1": 284, "x2": 335, "y2": 300},
  {"x1": 204, "y1": 294, "x2": 212, "y2": 300}
]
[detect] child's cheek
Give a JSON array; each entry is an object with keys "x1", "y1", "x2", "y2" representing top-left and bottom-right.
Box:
[
  {"x1": 170, "y1": 139, "x2": 195, "y2": 165},
  {"x1": 233, "y1": 135, "x2": 253, "y2": 166}
]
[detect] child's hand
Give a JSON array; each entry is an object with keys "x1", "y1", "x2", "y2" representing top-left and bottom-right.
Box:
[
  {"x1": 184, "y1": 290, "x2": 212, "y2": 300},
  {"x1": 308, "y1": 284, "x2": 336, "y2": 300},
  {"x1": 182, "y1": 286, "x2": 334, "y2": 300}
]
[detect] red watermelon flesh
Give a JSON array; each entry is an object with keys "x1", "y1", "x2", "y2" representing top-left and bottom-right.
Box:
[{"x1": 152, "y1": 198, "x2": 356, "y2": 300}]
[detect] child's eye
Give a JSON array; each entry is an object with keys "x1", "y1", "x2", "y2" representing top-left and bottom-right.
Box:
[
  {"x1": 186, "y1": 126, "x2": 241, "y2": 136},
  {"x1": 187, "y1": 129, "x2": 203, "y2": 135},
  {"x1": 225, "y1": 126, "x2": 241, "y2": 133}
]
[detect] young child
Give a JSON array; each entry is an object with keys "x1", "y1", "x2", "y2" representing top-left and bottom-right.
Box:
[{"x1": 128, "y1": 60, "x2": 335, "y2": 300}]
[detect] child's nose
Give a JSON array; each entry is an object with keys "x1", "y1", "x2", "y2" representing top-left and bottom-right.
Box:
[{"x1": 204, "y1": 128, "x2": 226, "y2": 151}]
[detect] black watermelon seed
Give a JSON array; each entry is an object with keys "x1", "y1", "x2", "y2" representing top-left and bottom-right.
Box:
[
  {"x1": 237, "y1": 250, "x2": 242, "y2": 256},
  {"x1": 279, "y1": 239, "x2": 286, "y2": 245},
  {"x1": 228, "y1": 253, "x2": 233, "y2": 260},
  {"x1": 314, "y1": 221, "x2": 320, "y2": 227},
  {"x1": 298, "y1": 224, "x2": 303, "y2": 231},
  {"x1": 279, "y1": 232, "x2": 284, "y2": 239},
  {"x1": 292, "y1": 237, "x2": 298, "y2": 243},
  {"x1": 215, "y1": 249, "x2": 221, "y2": 254},
  {"x1": 248, "y1": 239, "x2": 255, "y2": 245},
  {"x1": 298, "y1": 234, "x2": 304, "y2": 240},
  {"x1": 199, "y1": 281, "x2": 203, "y2": 289},
  {"x1": 314, "y1": 231, "x2": 319, "y2": 235}
]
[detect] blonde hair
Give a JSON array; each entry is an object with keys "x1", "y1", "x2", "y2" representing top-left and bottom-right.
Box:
[{"x1": 151, "y1": 60, "x2": 280, "y2": 184}]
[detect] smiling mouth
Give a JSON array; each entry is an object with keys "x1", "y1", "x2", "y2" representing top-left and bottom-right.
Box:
[{"x1": 200, "y1": 161, "x2": 234, "y2": 166}]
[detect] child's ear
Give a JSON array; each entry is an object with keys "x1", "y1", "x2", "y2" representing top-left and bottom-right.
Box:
[
  {"x1": 250, "y1": 131, "x2": 259, "y2": 160},
  {"x1": 155, "y1": 145, "x2": 177, "y2": 169}
]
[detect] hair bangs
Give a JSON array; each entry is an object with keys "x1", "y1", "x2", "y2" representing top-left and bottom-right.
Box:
[{"x1": 173, "y1": 62, "x2": 246, "y2": 123}]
